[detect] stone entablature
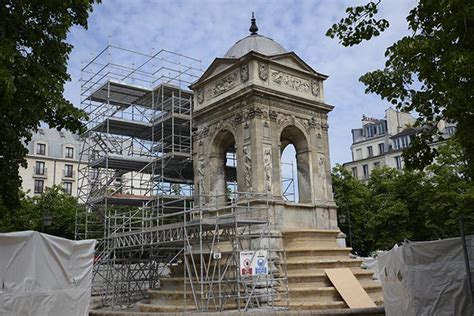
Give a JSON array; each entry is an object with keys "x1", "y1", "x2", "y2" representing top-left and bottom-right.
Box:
[{"x1": 193, "y1": 52, "x2": 327, "y2": 113}]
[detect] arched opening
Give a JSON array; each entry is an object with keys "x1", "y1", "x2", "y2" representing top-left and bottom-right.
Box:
[
  {"x1": 280, "y1": 126, "x2": 311, "y2": 203},
  {"x1": 280, "y1": 144, "x2": 298, "y2": 202},
  {"x1": 210, "y1": 130, "x2": 237, "y2": 205}
]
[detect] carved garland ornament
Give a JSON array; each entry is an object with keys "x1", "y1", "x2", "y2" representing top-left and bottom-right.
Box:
[
  {"x1": 258, "y1": 62, "x2": 268, "y2": 81},
  {"x1": 240, "y1": 64, "x2": 249, "y2": 82}
]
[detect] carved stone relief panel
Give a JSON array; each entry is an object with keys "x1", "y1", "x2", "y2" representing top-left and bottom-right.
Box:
[
  {"x1": 263, "y1": 146, "x2": 273, "y2": 194},
  {"x1": 317, "y1": 153, "x2": 327, "y2": 197},
  {"x1": 270, "y1": 69, "x2": 311, "y2": 94},
  {"x1": 243, "y1": 122, "x2": 250, "y2": 140},
  {"x1": 258, "y1": 62, "x2": 268, "y2": 81},
  {"x1": 205, "y1": 70, "x2": 239, "y2": 101},
  {"x1": 198, "y1": 158, "x2": 205, "y2": 194},
  {"x1": 243, "y1": 145, "x2": 252, "y2": 191},
  {"x1": 240, "y1": 64, "x2": 249, "y2": 82},
  {"x1": 197, "y1": 89, "x2": 204, "y2": 104},
  {"x1": 311, "y1": 80, "x2": 320, "y2": 97},
  {"x1": 263, "y1": 121, "x2": 270, "y2": 139}
]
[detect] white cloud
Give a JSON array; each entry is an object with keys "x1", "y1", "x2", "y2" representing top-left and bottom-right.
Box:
[{"x1": 64, "y1": 0, "x2": 417, "y2": 166}]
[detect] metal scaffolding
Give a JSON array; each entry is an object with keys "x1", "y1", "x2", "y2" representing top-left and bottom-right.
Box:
[{"x1": 75, "y1": 45, "x2": 288, "y2": 311}]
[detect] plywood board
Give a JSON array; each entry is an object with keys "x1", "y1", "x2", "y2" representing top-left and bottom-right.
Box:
[{"x1": 325, "y1": 268, "x2": 376, "y2": 309}]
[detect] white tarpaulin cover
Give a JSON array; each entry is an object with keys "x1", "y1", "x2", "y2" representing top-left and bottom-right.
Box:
[
  {"x1": 0, "y1": 231, "x2": 96, "y2": 316},
  {"x1": 378, "y1": 236, "x2": 474, "y2": 316}
]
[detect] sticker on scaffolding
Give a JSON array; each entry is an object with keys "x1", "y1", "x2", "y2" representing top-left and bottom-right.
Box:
[{"x1": 239, "y1": 250, "x2": 268, "y2": 276}]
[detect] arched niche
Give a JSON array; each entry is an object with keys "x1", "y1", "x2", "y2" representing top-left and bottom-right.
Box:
[
  {"x1": 280, "y1": 125, "x2": 312, "y2": 203},
  {"x1": 209, "y1": 129, "x2": 237, "y2": 205}
]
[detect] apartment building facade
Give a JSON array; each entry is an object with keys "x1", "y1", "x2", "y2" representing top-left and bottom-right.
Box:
[
  {"x1": 343, "y1": 108, "x2": 456, "y2": 182},
  {"x1": 19, "y1": 128, "x2": 82, "y2": 197}
]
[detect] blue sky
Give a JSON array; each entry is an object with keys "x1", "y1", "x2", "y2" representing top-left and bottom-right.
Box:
[{"x1": 64, "y1": 0, "x2": 416, "y2": 166}]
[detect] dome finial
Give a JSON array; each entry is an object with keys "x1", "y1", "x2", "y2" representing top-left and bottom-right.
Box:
[{"x1": 249, "y1": 12, "x2": 258, "y2": 35}]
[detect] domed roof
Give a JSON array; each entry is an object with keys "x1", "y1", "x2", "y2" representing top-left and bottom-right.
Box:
[
  {"x1": 224, "y1": 34, "x2": 288, "y2": 58},
  {"x1": 224, "y1": 13, "x2": 287, "y2": 58}
]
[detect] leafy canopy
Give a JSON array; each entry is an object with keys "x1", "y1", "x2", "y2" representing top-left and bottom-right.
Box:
[
  {"x1": 0, "y1": 0, "x2": 99, "y2": 212},
  {"x1": 327, "y1": 0, "x2": 474, "y2": 177},
  {"x1": 0, "y1": 186, "x2": 80, "y2": 239},
  {"x1": 332, "y1": 139, "x2": 474, "y2": 256}
]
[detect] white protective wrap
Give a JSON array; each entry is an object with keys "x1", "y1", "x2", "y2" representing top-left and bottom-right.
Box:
[
  {"x1": 0, "y1": 231, "x2": 96, "y2": 316},
  {"x1": 379, "y1": 236, "x2": 474, "y2": 316}
]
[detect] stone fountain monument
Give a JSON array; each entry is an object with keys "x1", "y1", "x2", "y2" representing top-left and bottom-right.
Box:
[{"x1": 138, "y1": 14, "x2": 383, "y2": 313}]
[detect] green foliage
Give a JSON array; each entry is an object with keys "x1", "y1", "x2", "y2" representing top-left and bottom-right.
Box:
[
  {"x1": 327, "y1": 0, "x2": 474, "y2": 178},
  {"x1": 332, "y1": 139, "x2": 474, "y2": 256},
  {"x1": 326, "y1": 1, "x2": 389, "y2": 46},
  {"x1": 0, "y1": 186, "x2": 79, "y2": 239},
  {"x1": 0, "y1": 0, "x2": 99, "y2": 212}
]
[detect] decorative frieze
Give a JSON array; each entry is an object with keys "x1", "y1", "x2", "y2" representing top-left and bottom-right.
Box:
[
  {"x1": 270, "y1": 69, "x2": 311, "y2": 94},
  {"x1": 205, "y1": 71, "x2": 239, "y2": 101}
]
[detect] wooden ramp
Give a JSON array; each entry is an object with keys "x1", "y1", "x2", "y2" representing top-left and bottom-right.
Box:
[{"x1": 325, "y1": 268, "x2": 377, "y2": 309}]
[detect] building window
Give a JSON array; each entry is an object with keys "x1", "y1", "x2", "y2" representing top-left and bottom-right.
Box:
[
  {"x1": 355, "y1": 148, "x2": 362, "y2": 160},
  {"x1": 378, "y1": 143, "x2": 385, "y2": 155},
  {"x1": 352, "y1": 167, "x2": 358, "y2": 178},
  {"x1": 367, "y1": 146, "x2": 373, "y2": 157},
  {"x1": 34, "y1": 180, "x2": 44, "y2": 194},
  {"x1": 64, "y1": 164, "x2": 73, "y2": 178},
  {"x1": 37, "y1": 143, "x2": 46, "y2": 155},
  {"x1": 395, "y1": 156, "x2": 402, "y2": 170},
  {"x1": 35, "y1": 161, "x2": 45, "y2": 175},
  {"x1": 63, "y1": 182, "x2": 72, "y2": 195},
  {"x1": 374, "y1": 161, "x2": 380, "y2": 168},
  {"x1": 65, "y1": 147, "x2": 74, "y2": 158},
  {"x1": 363, "y1": 164, "x2": 369, "y2": 178}
]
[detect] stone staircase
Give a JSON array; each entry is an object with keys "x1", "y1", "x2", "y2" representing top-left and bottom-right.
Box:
[
  {"x1": 137, "y1": 229, "x2": 384, "y2": 313},
  {"x1": 275, "y1": 229, "x2": 383, "y2": 310}
]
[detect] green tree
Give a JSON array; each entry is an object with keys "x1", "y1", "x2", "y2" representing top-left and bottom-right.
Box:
[
  {"x1": 0, "y1": 0, "x2": 99, "y2": 213},
  {"x1": 327, "y1": 0, "x2": 474, "y2": 177},
  {"x1": 332, "y1": 139, "x2": 473, "y2": 255},
  {"x1": 0, "y1": 186, "x2": 79, "y2": 239},
  {"x1": 332, "y1": 164, "x2": 372, "y2": 256}
]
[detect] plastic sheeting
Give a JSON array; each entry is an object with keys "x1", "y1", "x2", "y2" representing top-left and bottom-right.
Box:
[
  {"x1": 378, "y1": 236, "x2": 474, "y2": 316},
  {"x1": 0, "y1": 231, "x2": 96, "y2": 316}
]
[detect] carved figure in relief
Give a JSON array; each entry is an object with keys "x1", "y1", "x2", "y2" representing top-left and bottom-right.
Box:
[
  {"x1": 263, "y1": 147, "x2": 272, "y2": 193},
  {"x1": 198, "y1": 159, "x2": 205, "y2": 194},
  {"x1": 258, "y1": 62, "x2": 268, "y2": 81},
  {"x1": 240, "y1": 64, "x2": 249, "y2": 82},
  {"x1": 318, "y1": 153, "x2": 327, "y2": 197},
  {"x1": 243, "y1": 146, "x2": 252, "y2": 190}
]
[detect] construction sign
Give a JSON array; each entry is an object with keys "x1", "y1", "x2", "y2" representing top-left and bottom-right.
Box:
[{"x1": 239, "y1": 250, "x2": 268, "y2": 276}]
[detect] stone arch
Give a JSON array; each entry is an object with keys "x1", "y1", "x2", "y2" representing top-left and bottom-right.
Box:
[
  {"x1": 280, "y1": 125, "x2": 312, "y2": 203},
  {"x1": 209, "y1": 128, "x2": 237, "y2": 205}
]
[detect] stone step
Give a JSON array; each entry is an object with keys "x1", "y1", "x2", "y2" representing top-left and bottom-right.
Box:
[
  {"x1": 285, "y1": 247, "x2": 352, "y2": 259},
  {"x1": 282, "y1": 230, "x2": 341, "y2": 247},
  {"x1": 138, "y1": 301, "x2": 197, "y2": 313},
  {"x1": 286, "y1": 259, "x2": 363, "y2": 275},
  {"x1": 287, "y1": 269, "x2": 374, "y2": 285},
  {"x1": 274, "y1": 299, "x2": 385, "y2": 310}
]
